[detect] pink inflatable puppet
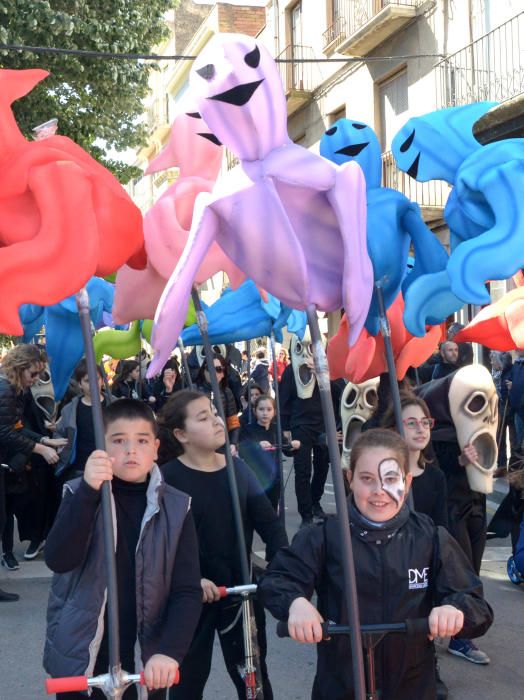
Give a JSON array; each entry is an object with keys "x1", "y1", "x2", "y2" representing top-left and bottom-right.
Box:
[
  {"x1": 147, "y1": 33, "x2": 372, "y2": 376},
  {"x1": 328, "y1": 293, "x2": 445, "y2": 383},
  {"x1": 113, "y1": 107, "x2": 245, "y2": 324},
  {"x1": 0, "y1": 69, "x2": 145, "y2": 335}
]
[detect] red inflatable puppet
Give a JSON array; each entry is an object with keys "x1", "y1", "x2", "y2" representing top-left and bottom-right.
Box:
[
  {"x1": 0, "y1": 69, "x2": 145, "y2": 335},
  {"x1": 454, "y1": 272, "x2": 524, "y2": 350},
  {"x1": 328, "y1": 293, "x2": 445, "y2": 383}
]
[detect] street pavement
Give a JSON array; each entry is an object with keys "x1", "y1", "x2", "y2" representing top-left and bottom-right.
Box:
[{"x1": 1, "y1": 465, "x2": 523, "y2": 700}]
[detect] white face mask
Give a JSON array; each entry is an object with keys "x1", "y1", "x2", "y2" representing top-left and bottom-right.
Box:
[
  {"x1": 291, "y1": 329, "x2": 319, "y2": 399},
  {"x1": 30, "y1": 364, "x2": 57, "y2": 422},
  {"x1": 449, "y1": 364, "x2": 498, "y2": 494},
  {"x1": 341, "y1": 377, "x2": 379, "y2": 468}
]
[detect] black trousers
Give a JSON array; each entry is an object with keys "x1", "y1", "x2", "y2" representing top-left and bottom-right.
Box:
[
  {"x1": 0, "y1": 468, "x2": 6, "y2": 542},
  {"x1": 291, "y1": 427, "x2": 329, "y2": 519},
  {"x1": 448, "y1": 496, "x2": 487, "y2": 576},
  {"x1": 170, "y1": 597, "x2": 272, "y2": 700}
]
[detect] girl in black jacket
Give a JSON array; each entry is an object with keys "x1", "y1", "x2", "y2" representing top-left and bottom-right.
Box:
[
  {"x1": 258, "y1": 429, "x2": 493, "y2": 700},
  {"x1": 239, "y1": 395, "x2": 300, "y2": 510},
  {"x1": 159, "y1": 390, "x2": 288, "y2": 700}
]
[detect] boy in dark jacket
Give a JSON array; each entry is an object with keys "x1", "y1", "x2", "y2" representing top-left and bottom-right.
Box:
[
  {"x1": 43, "y1": 399, "x2": 202, "y2": 698},
  {"x1": 259, "y1": 429, "x2": 493, "y2": 700}
]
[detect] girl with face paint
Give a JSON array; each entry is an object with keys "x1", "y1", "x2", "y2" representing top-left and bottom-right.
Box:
[{"x1": 259, "y1": 428, "x2": 493, "y2": 700}]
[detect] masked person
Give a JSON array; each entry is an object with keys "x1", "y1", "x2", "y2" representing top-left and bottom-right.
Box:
[
  {"x1": 418, "y1": 365, "x2": 498, "y2": 664},
  {"x1": 279, "y1": 333, "x2": 342, "y2": 527},
  {"x1": 259, "y1": 429, "x2": 493, "y2": 700}
]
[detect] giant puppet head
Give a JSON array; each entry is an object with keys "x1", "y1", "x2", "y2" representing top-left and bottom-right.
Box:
[
  {"x1": 418, "y1": 364, "x2": 498, "y2": 493},
  {"x1": 189, "y1": 33, "x2": 289, "y2": 161},
  {"x1": 320, "y1": 118, "x2": 382, "y2": 189},
  {"x1": 340, "y1": 377, "x2": 379, "y2": 468}
]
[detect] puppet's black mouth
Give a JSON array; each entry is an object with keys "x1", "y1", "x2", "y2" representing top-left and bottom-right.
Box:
[
  {"x1": 299, "y1": 364, "x2": 313, "y2": 386},
  {"x1": 407, "y1": 153, "x2": 420, "y2": 179},
  {"x1": 209, "y1": 79, "x2": 264, "y2": 106},
  {"x1": 335, "y1": 142, "x2": 368, "y2": 157},
  {"x1": 471, "y1": 432, "x2": 497, "y2": 471},
  {"x1": 344, "y1": 417, "x2": 365, "y2": 451},
  {"x1": 197, "y1": 132, "x2": 222, "y2": 146}
]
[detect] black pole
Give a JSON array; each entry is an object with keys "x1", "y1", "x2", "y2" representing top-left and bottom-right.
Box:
[
  {"x1": 305, "y1": 306, "x2": 366, "y2": 700},
  {"x1": 375, "y1": 282, "x2": 404, "y2": 438},
  {"x1": 375, "y1": 283, "x2": 414, "y2": 510},
  {"x1": 136, "y1": 329, "x2": 143, "y2": 400},
  {"x1": 270, "y1": 332, "x2": 286, "y2": 528},
  {"x1": 178, "y1": 338, "x2": 194, "y2": 390},
  {"x1": 76, "y1": 288, "x2": 121, "y2": 677},
  {"x1": 191, "y1": 288, "x2": 251, "y2": 585},
  {"x1": 247, "y1": 339, "x2": 252, "y2": 424}
]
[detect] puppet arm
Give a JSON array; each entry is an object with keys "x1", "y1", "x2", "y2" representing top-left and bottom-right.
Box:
[
  {"x1": 329, "y1": 161, "x2": 373, "y2": 344},
  {"x1": 448, "y1": 160, "x2": 524, "y2": 305},
  {"x1": 401, "y1": 203, "x2": 449, "y2": 293},
  {"x1": 403, "y1": 270, "x2": 465, "y2": 337},
  {"x1": 148, "y1": 194, "x2": 219, "y2": 376},
  {"x1": 263, "y1": 144, "x2": 336, "y2": 190}
]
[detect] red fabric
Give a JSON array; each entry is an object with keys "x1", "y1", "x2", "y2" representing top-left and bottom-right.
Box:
[
  {"x1": 327, "y1": 293, "x2": 445, "y2": 383},
  {"x1": 0, "y1": 68, "x2": 145, "y2": 335}
]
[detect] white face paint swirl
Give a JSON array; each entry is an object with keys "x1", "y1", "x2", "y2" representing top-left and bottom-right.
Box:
[{"x1": 378, "y1": 458, "x2": 405, "y2": 506}]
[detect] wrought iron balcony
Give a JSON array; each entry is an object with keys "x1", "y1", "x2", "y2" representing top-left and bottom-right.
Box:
[
  {"x1": 323, "y1": 1, "x2": 424, "y2": 55},
  {"x1": 146, "y1": 95, "x2": 169, "y2": 135},
  {"x1": 437, "y1": 11, "x2": 524, "y2": 107},
  {"x1": 277, "y1": 44, "x2": 315, "y2": 115},
  {"x1": 381, "y1": 150, "x2": 450, "y2": 219}
]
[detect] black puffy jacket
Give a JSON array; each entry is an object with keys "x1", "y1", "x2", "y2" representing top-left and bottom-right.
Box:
[
  {"x1": 259, "y1": 501, "x2": 493, "y2": 700},
  {"x1": 0, "y1": 375, "x2": 40, "y2": 464}
]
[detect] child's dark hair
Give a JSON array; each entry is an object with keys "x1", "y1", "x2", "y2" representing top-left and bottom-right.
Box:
[
  {"x1": 157, "y1": 390, "x2": 211, "y2": 463},
  {"x1": 349, "y1": 429, "x2": 409, "y2": 476},
  {"x1": 113, "y1": 359, "x2": 139, "y2": 385},
  {"x1": 103, "y1": 398, "x2": 158, "y2": 437},
  {"x1": 74, "y1": 358, "x2": 103, "y2": 383},
  {"x1": 243, "y1": 382, "x2": 263, "y2": 400},
  {"x1": 254, "y1": 394, "x2": 275, "y2": 411}
]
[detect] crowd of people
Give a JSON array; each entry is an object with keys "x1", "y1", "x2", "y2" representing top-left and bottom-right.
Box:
[{"x1": 0, "y1": 334, "x2": 522, "y2": 700}]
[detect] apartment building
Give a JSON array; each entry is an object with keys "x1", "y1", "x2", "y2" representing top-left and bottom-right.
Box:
[{"x1": 128, "y1": 0, "x2": 524, "y2": 311}]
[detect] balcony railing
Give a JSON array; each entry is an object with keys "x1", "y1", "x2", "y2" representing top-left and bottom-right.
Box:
[
  {"x1": 225, "y1": 149, "x2": 240, "y2": 171},
  {"x1": 323, "y1": 0, "x2": 423, "y2": 52},
  {"x1": 277, "y1": 44, "x2": 315, "y2": 94},
  {"x1": 437, "y1": 11, "x2": 524, "y2": 107},
  {"x1": 381, "y1": 151, "x2": 450, "y2": 211}
]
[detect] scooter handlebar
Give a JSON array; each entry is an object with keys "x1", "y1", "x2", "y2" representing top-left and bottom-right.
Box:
[
  {"x1": 45, "y1": 676, "x2": 89, "y2": 694},
  {"x1": 276, "y1": 618, "x2": 430, "y2": 640}
]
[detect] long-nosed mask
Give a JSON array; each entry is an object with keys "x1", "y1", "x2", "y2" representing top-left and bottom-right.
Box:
[
  {"x1": 341, "y1": 378, "x2": 379, "y2": 468},
  {"x1": 449, "y1": 364, "x2": 498, "y2": 494}
]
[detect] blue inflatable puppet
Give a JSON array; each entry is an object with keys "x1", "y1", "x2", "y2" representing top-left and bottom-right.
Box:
[
  {"x1": 320, "y1": 118, "x2": 448, "y2": 335},
  {"x1": 19, "y1": 277, "x2": 115, "y2": 399},
  {"x1": 181, "y1": 279, "x2": 307, "y2": 346},
  {"x1": 390, "y1": 101, "x2": 524, "y2": 335}
]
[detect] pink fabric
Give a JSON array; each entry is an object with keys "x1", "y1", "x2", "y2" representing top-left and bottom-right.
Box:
[{"x1": 148, "y1": 34, "x2": 373, "y2": 376}]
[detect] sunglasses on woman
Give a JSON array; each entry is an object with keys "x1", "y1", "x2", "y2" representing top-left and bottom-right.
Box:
[{"x1": 205, "y1": 365, "x2": 224, "y2": 374}]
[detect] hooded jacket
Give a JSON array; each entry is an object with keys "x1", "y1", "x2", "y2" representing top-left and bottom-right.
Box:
[
  {"x1": 43, "y1": 467, "x2": 197, "y2": 698},
  {"x1": 259, "y1": 500, "x2": 493, "y2": 700}
]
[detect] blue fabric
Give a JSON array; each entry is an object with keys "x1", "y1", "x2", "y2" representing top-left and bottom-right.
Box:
[
  {"x1": 181, "y1": 280, "x2": 307, "y2": 345},
  {"x1": 391, "y1": 102, "x2": 524, "y2": 334},
  {"x1": 514, "y1": 515, "x2": 524, "y2": 574},
  {"x1": 320, "y1": 118, "x2": 448, "y2": 335}
]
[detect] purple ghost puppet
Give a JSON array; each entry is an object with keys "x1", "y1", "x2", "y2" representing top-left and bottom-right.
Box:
[{"x1": 148, "y1": 33, "x2": 372, "y2": 376}]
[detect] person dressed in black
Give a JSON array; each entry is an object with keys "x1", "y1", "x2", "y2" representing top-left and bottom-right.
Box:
[
  {"x1": 239, "y1": 395, "x2": 300, "y2": 510},
  {"x1": 159, "y1": 390, "x2": 288, "y2": 700},
  {"x1": 111, "y1": 360, "x2": 149, "y2": 400},
  {"x1": 432, "y1": 341, "x2": 460, "y2": 380},
  {"x1": 194, "y1": 353, "x2": 241, "y2": 451},
  {"x1": 43, "y1": 400, "x2": 202, "y2": 699},
  {"x1": 259, "y1": 429, "x2": 493, "y2": 700},
  {"x1": 149, "y1": 357, "x2": 183, "y2": 410}
]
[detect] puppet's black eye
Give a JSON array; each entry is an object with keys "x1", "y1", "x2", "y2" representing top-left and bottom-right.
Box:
[
  {"x1": 186, "y1": 112, "x2": 202, "y2": 119},
  {"x1": 344, "y1": 388, "x2": 357, "y2": 408},
  {"x1": 197, "y1": 64, "x2": 215, "y2": 81},
  {"x1": 244, "y1": 45, "x2": 260, "y2": 68},
  {"x1": 467, "y1": 394, "x2": 487, "y2": 414},
  {"x1": 400, "y1": 129, "x2": 415, "y2": 152},
  {"x1": 325, "y1": 126, "x2": 337, "y2": 136},
  {"x1": 365, "y1": 389, "x2": 378, "y2": 408},
  {"x1": 295, "y1": 341, "x2": 302, "y2": 354},
  {"x1": 352, "y1": 123, "x2": 366, "y2": 129}
]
